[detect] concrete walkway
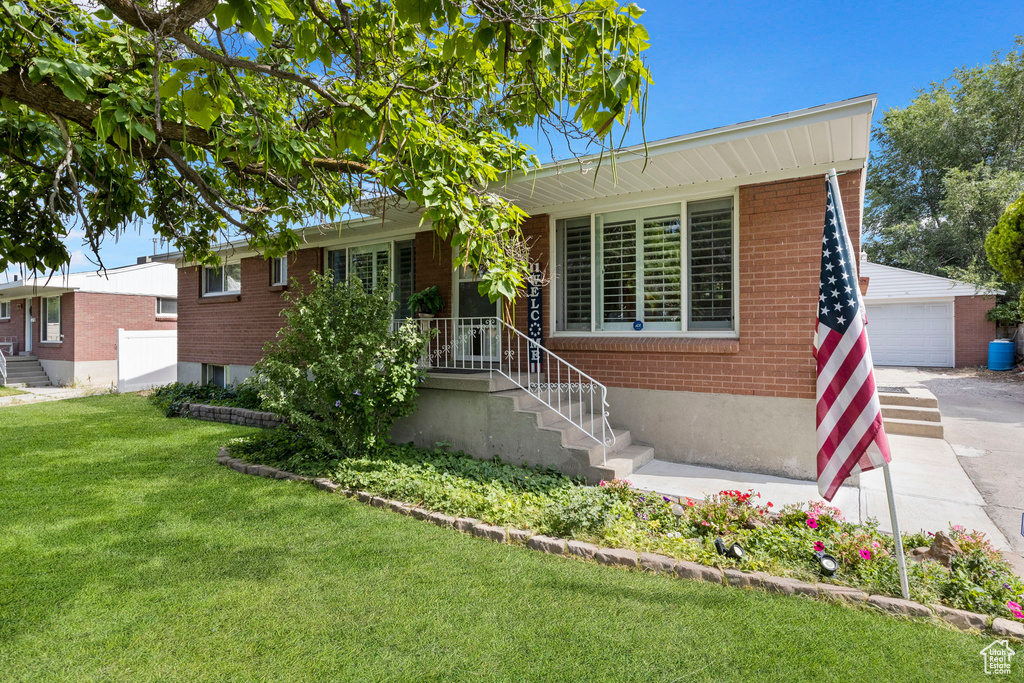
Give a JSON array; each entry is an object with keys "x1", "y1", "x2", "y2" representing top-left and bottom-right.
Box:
[
  {"x1": 630, "y1": 431, "x2": 1011, "y2": 550},
  {"x1": 0, "y1": 385, "x2": 106, "y2": 407}
]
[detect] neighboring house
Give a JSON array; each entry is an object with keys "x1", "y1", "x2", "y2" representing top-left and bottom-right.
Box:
[
  {"x1": 861, "y1": 259, "x2": 1003, "y2": 368},
  {"x1": 0, "y1": 259, "x2": 177, "y2": 387},
  {"x1": 165, "y1": 95, "x2": 876, "y2": 482}
]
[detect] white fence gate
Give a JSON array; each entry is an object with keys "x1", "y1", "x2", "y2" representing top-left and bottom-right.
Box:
[{"x1": 117, "y1": 329, "x2": 177, "y2": 393}]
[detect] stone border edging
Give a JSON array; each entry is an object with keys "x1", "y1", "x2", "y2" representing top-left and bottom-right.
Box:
[
  {"x1": 181, "y1": 402, "x2": 284, "y2": 429},
  {"x1": 215, "y1": 447, "x2": 1024, "y2": 642}
]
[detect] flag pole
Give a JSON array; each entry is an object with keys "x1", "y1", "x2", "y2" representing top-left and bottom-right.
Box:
[
  {"x1": 826, "y1": 168, "x2": 911, "y2": 601},
  {"x1": 883, "y1": 462, "x2": 911, "y2": 600}
]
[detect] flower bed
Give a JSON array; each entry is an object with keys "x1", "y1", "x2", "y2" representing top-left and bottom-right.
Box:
[
  {"x1": 150, "y1": 381, "x2": 264, "y2": 417},
  {"x1": 228, "y1": 429, "x2": 1024, "y2": 624}
]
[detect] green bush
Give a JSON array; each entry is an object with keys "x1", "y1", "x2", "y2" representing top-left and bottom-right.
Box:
[
  {"x1": 251, "y1": 273, "x2": 431, "y2": 458},
  {"x1": 150, "y1": 380, "x2": 264, "y2": 417}
]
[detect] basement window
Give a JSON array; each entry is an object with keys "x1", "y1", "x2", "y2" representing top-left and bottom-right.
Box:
[{"x1": 202, "y1": 363, "x2": 228, "y2": 388}]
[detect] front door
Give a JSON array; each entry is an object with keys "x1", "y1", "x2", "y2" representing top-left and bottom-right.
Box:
[
  {"x1": 455, "y1": 264, "x2": 499, "y2": 365},
  {"x1": 24, "y1": 297, "x2": 32, "y2": 354}
]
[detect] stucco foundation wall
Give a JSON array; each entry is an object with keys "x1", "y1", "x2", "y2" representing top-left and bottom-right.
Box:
[
  {"x1": 392, "y1": 384, "x2": 599, "y2": 480},
  {"x1": 37, "y1": 359, "x2": 117, "y2": 387},
  {"x1": 605, "y1": 387, "x2": 824, "y2": 481}
]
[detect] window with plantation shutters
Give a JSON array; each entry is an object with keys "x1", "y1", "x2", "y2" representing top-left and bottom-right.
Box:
[
  {"x1": 349, "y1": 243, "x2": 390, "y2": 293},
  {"x1": 394, "y1": 239, "x2": 416, "y2": 318},
  {"x1": 641, "y1": 213, "x2": 682, "y2": 323},
  {"x1": 556, "y1": 217, "x2": 592, "y2": 330},
  {"x1": 552, "y1": 197, "x2": 735, "y2": 335},
  {"x1": 687, "y1": 198, "x2": 734, "y2": 330}
]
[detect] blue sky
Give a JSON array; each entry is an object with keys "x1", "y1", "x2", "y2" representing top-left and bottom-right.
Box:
[{"x1": 41, "y1": 1, "x2": 1024, "y2": 274}]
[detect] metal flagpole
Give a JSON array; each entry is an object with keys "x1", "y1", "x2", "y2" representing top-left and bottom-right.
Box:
[
  {"x1": 883, "y1": 462, "x2": 911, "y2": 600},
  {"x1": 827, "y1": 168, "x2": 911, "y2": 601}
]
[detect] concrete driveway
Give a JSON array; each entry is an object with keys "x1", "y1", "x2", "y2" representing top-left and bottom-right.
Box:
[{"x1": 875, "y1": 367, "x2": 1024, "y2": 555}]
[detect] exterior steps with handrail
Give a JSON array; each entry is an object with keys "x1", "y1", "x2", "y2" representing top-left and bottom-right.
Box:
[
  {"x1": 2, "y1": 355, "x2": 52, "y2": 387},
  {"x1": 492, "y1": 388, "x2": 656, "y2": 482}
]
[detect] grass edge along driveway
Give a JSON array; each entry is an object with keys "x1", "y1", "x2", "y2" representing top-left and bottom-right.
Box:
[{"x1": 0, "y1": 394, "x2": 1005, "y2": 682}]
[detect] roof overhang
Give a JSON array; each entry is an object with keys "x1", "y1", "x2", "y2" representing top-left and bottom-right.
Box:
[
  {"x1": 0, "y1": 284, "x2": 76, "y2": 299},
  {"x1": 496, "y1": 94, "x2": 876, "y2": 214}
]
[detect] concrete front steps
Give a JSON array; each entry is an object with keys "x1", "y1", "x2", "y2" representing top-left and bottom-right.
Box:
[
  {"x1": 879, "y1": 388, "x2": 943, "y2": 439},
  {"x1": 493, "y1": 388, "x2": 656, "y2": 482},
  {"x1": 2, "y1": 355, "x2": 52, "y2": 387}
]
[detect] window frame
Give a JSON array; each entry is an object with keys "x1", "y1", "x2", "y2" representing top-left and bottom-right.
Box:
[
  {"x1": 0, "y1": 301, "x2": 10, "y2": 320},
  {"x1": 41, "y1": 295, "x2": 61, "y2": 342},
  {"x1": 202, "y1": 262, "x2": 242, "y2": 296},
  {"x1": 156, "y1": 297, "x2": 178, "y2": 317},
  {"x1": 549, "y1": 190, "x2": 739, "y2": 338},
  {"x1": 202, "y1": 363, "x2": 228, "y2": 388},
  {"x1": 323, "y1": 234, "x2": 418, "y2": 316},
  {"x1": 270, "y1": 256, "x2": 288, "y2": 287}
]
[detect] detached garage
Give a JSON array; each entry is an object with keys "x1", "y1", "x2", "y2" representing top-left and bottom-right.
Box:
[{"x1": 861, "y1": 260, "x2": 1002, "y2": 368}]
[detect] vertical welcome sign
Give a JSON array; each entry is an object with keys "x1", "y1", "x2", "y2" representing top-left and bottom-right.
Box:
[{"x1": 527, "y1": 263, "x2": 543, "y2": 372}]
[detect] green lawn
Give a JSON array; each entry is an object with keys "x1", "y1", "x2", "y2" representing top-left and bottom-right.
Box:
[
  {"x1": 0, "y1": 386, "x2": 28, "y2": 397},
  {"x1": 0, "y1": 395, "x2": 1008, "y2": 682}
]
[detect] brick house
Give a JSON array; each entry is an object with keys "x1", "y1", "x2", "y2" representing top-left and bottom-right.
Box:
[
  {"x1": 0, "y1": 260, "x2": 177, "y2": 387},
  {"x1": 167, "y1": 95, "x2": 877, "y2": 482}
]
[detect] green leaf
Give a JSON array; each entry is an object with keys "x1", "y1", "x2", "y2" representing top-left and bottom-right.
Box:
[
  {"x1": 265, "y1": 0, "x2": 295, "y2": 21},
  {"x1": 133, "y1": 121, "x2": 157, "y2": 144},
  {"x1": 183, "y1": 89, "x2": 218, "y2": 129}
]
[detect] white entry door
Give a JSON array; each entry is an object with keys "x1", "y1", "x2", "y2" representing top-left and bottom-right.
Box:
[{"x1": 865, "y1": 301, "x2": 955, "y2": 367}]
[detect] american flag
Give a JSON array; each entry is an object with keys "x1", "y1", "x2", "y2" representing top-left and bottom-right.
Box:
[{"x1": 814, "y1": 173, "x2": 891, "y2": 501}]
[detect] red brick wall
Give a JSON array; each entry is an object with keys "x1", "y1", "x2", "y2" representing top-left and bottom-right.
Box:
[
  {"x1": 0, "y1": 297, "x2": 26, "y2": 355},
  {"x1": 22, "y1": 292, "x2": 175, "y2": 363},
  {"x1": 178, "y1": 249, "x2": 321, "y2": 365},
  {"x1": 955, "y1": 295, "x2": 997, "y2": 367},
  {"x1": 533, "y1": 170, "x2": 864, "y2": 400},
  {"x1": 32, "y1": 293, "x2": 76, "y2": 362},
  {"x1": 414, "y1": 232, "x2": 454, "y2": 317}
]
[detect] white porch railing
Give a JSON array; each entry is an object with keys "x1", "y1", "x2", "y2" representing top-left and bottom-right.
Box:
[
  {"x1": 399, "y1": 316, "x2": 616, "y2": 462},
  {"x1": 0, "y1": 347, "x2": 6, "y2": 385}
]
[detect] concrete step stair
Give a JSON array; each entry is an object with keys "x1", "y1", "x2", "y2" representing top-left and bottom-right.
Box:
[
  {"x1": 494, "y1": 387, "x2": 655, "y2": 483},
  {"x1": 2, "y1": 356, "x2": 51, "y2": 387},
  {"x1": 883, "y1": 417, "x2": 944, "y2": 439},
  {"x1": 881, "y1": 404, "x2": 942, "y2": 423},
  {"x1": 878, "y1": 391, "x2": 938, "y2": 409}
]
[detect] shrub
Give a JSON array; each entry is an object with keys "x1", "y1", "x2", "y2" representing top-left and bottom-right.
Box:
[
  {"x1": 251, "y1": 273, "x2": 431, "y2": 458},
  {"x1": 150, "y1": 380, "x2": 264, "y2": 417}
]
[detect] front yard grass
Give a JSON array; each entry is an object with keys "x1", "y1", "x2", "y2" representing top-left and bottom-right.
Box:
[
  {"x1": 0, "y1": 386, "x2": 27, "y2": 397},
  {"x1": 0, "y1": 394, "x2": 1006, "y2": 681}
]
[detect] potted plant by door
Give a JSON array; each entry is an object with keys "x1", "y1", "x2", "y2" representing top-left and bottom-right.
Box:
[{"x1": 407, "y1": 286, "x2": 444, "y2": 318}]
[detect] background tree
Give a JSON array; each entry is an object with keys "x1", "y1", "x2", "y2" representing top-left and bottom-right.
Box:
[
  {"x1": 865, "y1": 38, "x2": 1024, "y2": 313},
  {"x1": 0, "y1": 0, "x2": 651, "y2": 299}
]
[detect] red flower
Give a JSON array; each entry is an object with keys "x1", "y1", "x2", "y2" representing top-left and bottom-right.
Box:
[{"x1": 767, "y1": 502, "x2": 774, "y2": 508}]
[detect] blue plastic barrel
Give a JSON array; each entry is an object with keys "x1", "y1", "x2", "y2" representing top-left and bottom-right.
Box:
[{"x1": 988, "y1": 340, "x2": 1015, "y2": 371}]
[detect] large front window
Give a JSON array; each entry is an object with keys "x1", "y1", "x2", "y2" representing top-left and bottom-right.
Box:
[
  {"x1": 555, "y1": 197, "x2": 735, "y2": 333},
  {"x1": 327, "y1": 239, "x2": 416, "y2": 316}
]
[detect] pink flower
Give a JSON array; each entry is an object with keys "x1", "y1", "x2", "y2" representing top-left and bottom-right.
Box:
[
  {"x1": 871, "y1": 541, "x2": 880, "y2": 549},
  {"x1": 1008, "y1": 601, "x2": 1022, "y2": 611},
  {"x1": 806, "y1": 517, "x2": 818, "y2": 529},
  {"x1": 1014, "y1": 610, "x2": 1024, "y2": 620},
  {"x1": 859, "y1": 549, "x2": 872, "y2": 561},
  {"x1": 813, "y1": 541, "x2": 825, "y2": 552}
]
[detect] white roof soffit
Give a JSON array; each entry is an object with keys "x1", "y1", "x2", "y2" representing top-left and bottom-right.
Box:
[{"x1": 497, "y1": 94, "x2": 877, "y2": 214}]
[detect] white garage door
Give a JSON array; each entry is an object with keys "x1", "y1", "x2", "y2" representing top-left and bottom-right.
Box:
[{"x1": 865, "y1": 301, "x2": 954, "y2": 367}]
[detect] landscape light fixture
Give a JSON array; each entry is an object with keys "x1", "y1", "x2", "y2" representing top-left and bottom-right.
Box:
[
  {"x1": 714, "y1": 537, "x2": 745, "y2": 560},
  {"x1": 815, "y1": 550, "x2": 839, "y2": 576}
]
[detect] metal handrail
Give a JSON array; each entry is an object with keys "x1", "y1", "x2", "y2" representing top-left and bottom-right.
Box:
[
  {"x1": 0, "y1": 347, "x2": 6, "y2": 384},
  {"x1": 406, "y1": 316, "x2": 616, "y2": 462}
]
